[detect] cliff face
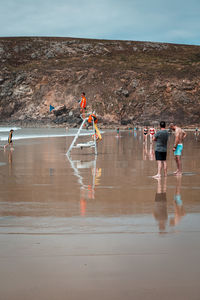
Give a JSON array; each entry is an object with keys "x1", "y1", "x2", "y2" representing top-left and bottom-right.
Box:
[{"x1": 0, "y1": 37, "x2": 200, "y2": 127}]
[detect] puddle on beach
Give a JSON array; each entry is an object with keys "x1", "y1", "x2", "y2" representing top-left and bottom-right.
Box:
[{"x1": 0, "y1": 129, "x2": 199, "y2": 235}]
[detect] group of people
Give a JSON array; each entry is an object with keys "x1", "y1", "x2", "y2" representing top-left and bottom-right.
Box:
[
  {"x1": 143, "y1": 126, "x2": 156, "y2": 143},
  {"x1": 3, "y1": 94, "x2": 187, "y2": 173},
  {"x1": 152, "y1": 121, "x2": 186, "y2": 178}
]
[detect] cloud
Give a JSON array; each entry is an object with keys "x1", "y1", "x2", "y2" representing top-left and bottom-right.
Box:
[{"x1": 0, "y1": 0, "x2": 200, "y2": 45}]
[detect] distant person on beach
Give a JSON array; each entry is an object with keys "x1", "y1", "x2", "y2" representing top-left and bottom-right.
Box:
[
  {"x1": 87, "y1": 113, "x2": 98, "y2": 126},
  {"x1": 79, "y1": 92, "x2": 87, "y2": 119},
  {"x1": 4, "y1": 129, "x2": 14, "y2": 150},
  {"x1": 152, "y1": 121, "x2": 169, "y2": 179},
  {"x1": 169, "y1": 123, "x2": 186, "y2": 176},
  {"x1": 87, "y1": 113, "x2": 102, "y2": 142},
  {"x1": 116, "y1": 128, "x2": 120, "y2": 137},
  {"x1": 149, "y1": 126, "x2": 156, "y2": 143},
  {"x1": 143, "y1": 126, "x2": 148, "y2": 143}
]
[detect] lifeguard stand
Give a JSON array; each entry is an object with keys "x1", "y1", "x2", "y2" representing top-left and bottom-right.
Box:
[{"x1": 66, "y1": 113, "x2": 98, "y2": 156}]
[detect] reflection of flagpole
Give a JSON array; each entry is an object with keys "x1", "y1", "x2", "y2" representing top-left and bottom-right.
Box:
[{"x1": 92, "y1": 155, "x2": 97, "y2": 191}]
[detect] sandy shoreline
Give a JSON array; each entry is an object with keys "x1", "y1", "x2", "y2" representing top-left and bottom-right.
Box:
[{"x1": 1, "y1": 230, "x2": 200, "y2": 300}]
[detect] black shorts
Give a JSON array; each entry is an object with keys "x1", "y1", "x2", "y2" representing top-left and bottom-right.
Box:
[{"x1": 155, "y1": 151, "x2": 167, "y2": 161}]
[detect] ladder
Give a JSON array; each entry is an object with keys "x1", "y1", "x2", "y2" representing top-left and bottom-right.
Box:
[{"x1": 66, "y1": 114, "x2": 97, "y2": 156}]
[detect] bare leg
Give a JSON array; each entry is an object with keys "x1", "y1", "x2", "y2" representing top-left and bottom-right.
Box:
[
  {"x1": 163, "y1": 176, "x2": 167, "y2": 192},
  {"x1": 163, "y1": 161, "x2": 167, "y2": 177},
  {"x1": 4, "y1": 143, "x2": 9, "y2": 150},
  {"x1": 173, "y1": 156, "x2": 179, "y2": 174},
  {"x1": 156, "y1": 177, "x2": 162, "y2": 192},
  {"x1": 10, "y1": 142, "x2": 14, "y2": 150},
  {"x1": 175, "y1": 155, "x2": 182, "y2": 175},
  {"x1": 152, "y1": 161, "x2": 162, "y2": 178}
]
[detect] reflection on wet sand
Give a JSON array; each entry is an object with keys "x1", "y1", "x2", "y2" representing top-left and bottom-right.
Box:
[
  {"x1": 0, "y1": 130, "x2": 200, "y2": 300},
  {"x1": 4, "y1": 148, "x2": 13, "y2": 176},
  {"x1": 153, "y1": 177, "x2": 168, "y2": 232},
  {"x1": 67, "y1": 154, "x2": 102, "y2": 216},
  {"x1": 153, "y1": 175, "x2": 186, "y2": 233},
  {"x1": 170, "y1": 176, "x2": 186, "y2": 226},
  {"x1": 143, "y1": 141, "x2": 155, "y2": 161}
]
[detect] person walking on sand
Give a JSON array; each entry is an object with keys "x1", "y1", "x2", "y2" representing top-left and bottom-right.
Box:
[
  {"x1": 152, "y1": 121, "x2": 169, "y2": 179},
  {"x1": 4, "y1": 129, "x2": 14, "y2": 150},
  {"x1": 169, "y1": 123, "x2": 186, "y2": 176}
]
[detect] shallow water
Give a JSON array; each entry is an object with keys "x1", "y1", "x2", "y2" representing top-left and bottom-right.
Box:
[
  {"x1": 0, "y1": 128, "x2": 199, "y2": 232},
  {"x1": 0, "y1": 128, "x2": 200, "y2": 299}
]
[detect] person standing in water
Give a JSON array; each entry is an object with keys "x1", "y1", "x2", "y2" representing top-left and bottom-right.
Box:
[
  {"x1": 4, "y1": 129, "x2": 14, "y2": 150},
  {"x1": 149, "y1": 126, "x2": 156, "y2": 143},
  {"x1": 169, "y1": 123, "x2": 187, "y2": 176},
  {"x1": 152, "y1": 121, "x2": 169, "y2": 178},
  {"x1": 143, "y1": 126, "x2": 148, "y2": 143}
]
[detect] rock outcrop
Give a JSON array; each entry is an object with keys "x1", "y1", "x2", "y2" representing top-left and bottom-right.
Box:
[{"x1": 0, "y1": 37, "x2": 200, "y2": 127}]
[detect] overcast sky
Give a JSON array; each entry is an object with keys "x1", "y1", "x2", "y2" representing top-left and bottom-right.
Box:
[{"x1": 0, "y1": 0, "x2": 200, "y2": 45}]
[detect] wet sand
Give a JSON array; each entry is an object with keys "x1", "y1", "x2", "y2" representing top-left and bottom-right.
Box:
[{"x1": 0, "y1": 129, "x2": 200, "y2": 300}]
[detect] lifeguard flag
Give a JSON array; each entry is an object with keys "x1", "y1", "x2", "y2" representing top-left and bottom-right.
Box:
[{"x1": 49, "y1": 105, "x2": 55, "y2": 112}]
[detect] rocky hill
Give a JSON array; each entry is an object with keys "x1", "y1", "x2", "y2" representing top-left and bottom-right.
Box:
[{"x1": 0, "y1": 37, "x2": 200, "y2": 127}]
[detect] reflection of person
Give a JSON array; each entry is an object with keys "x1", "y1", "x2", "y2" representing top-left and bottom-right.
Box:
[
  {"x1": 143, "y1": 141, "x2": 148, "y2": 161},
  {"x1": 170, "y1": 176, "x2": 185, "y2": 226},
  {"x1": 4, "y1": 129, "x2": 14, "y2": 150},
  {"x1": 152, "y1": 121, "x2": 168, "y2": 178},
  {"x1": 149, "y1": 143, "x2": 155, "y2": 161},
  {"x1": 8, "y1": 150, "x2": 13, "y2": 175},
  {"x1": 80, "y1": 189, "x2": 87, "y2": 217},
  {"x1": 169, "y1": 123, "x2": 186, "y2": 176},
  {"x1": 79, "y1": 166, "x2": 102, "y2": 216},
  {"x1": 153, "y1": 177, "x2": 168, "y2": 232}
]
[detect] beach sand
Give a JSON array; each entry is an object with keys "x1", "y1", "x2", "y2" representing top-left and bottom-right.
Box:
[{"x1": 0, "y1": 128, "x2": 200, "y2": 299}]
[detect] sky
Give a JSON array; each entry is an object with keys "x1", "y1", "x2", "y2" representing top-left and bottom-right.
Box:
[{"x1": 0, "y1": 0, "x2": 200, "y2": 45}]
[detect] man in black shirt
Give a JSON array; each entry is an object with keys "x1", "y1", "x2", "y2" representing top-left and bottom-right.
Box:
[{"x1": 152, "y1": 121, "x2": 169, "y2": 179}]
